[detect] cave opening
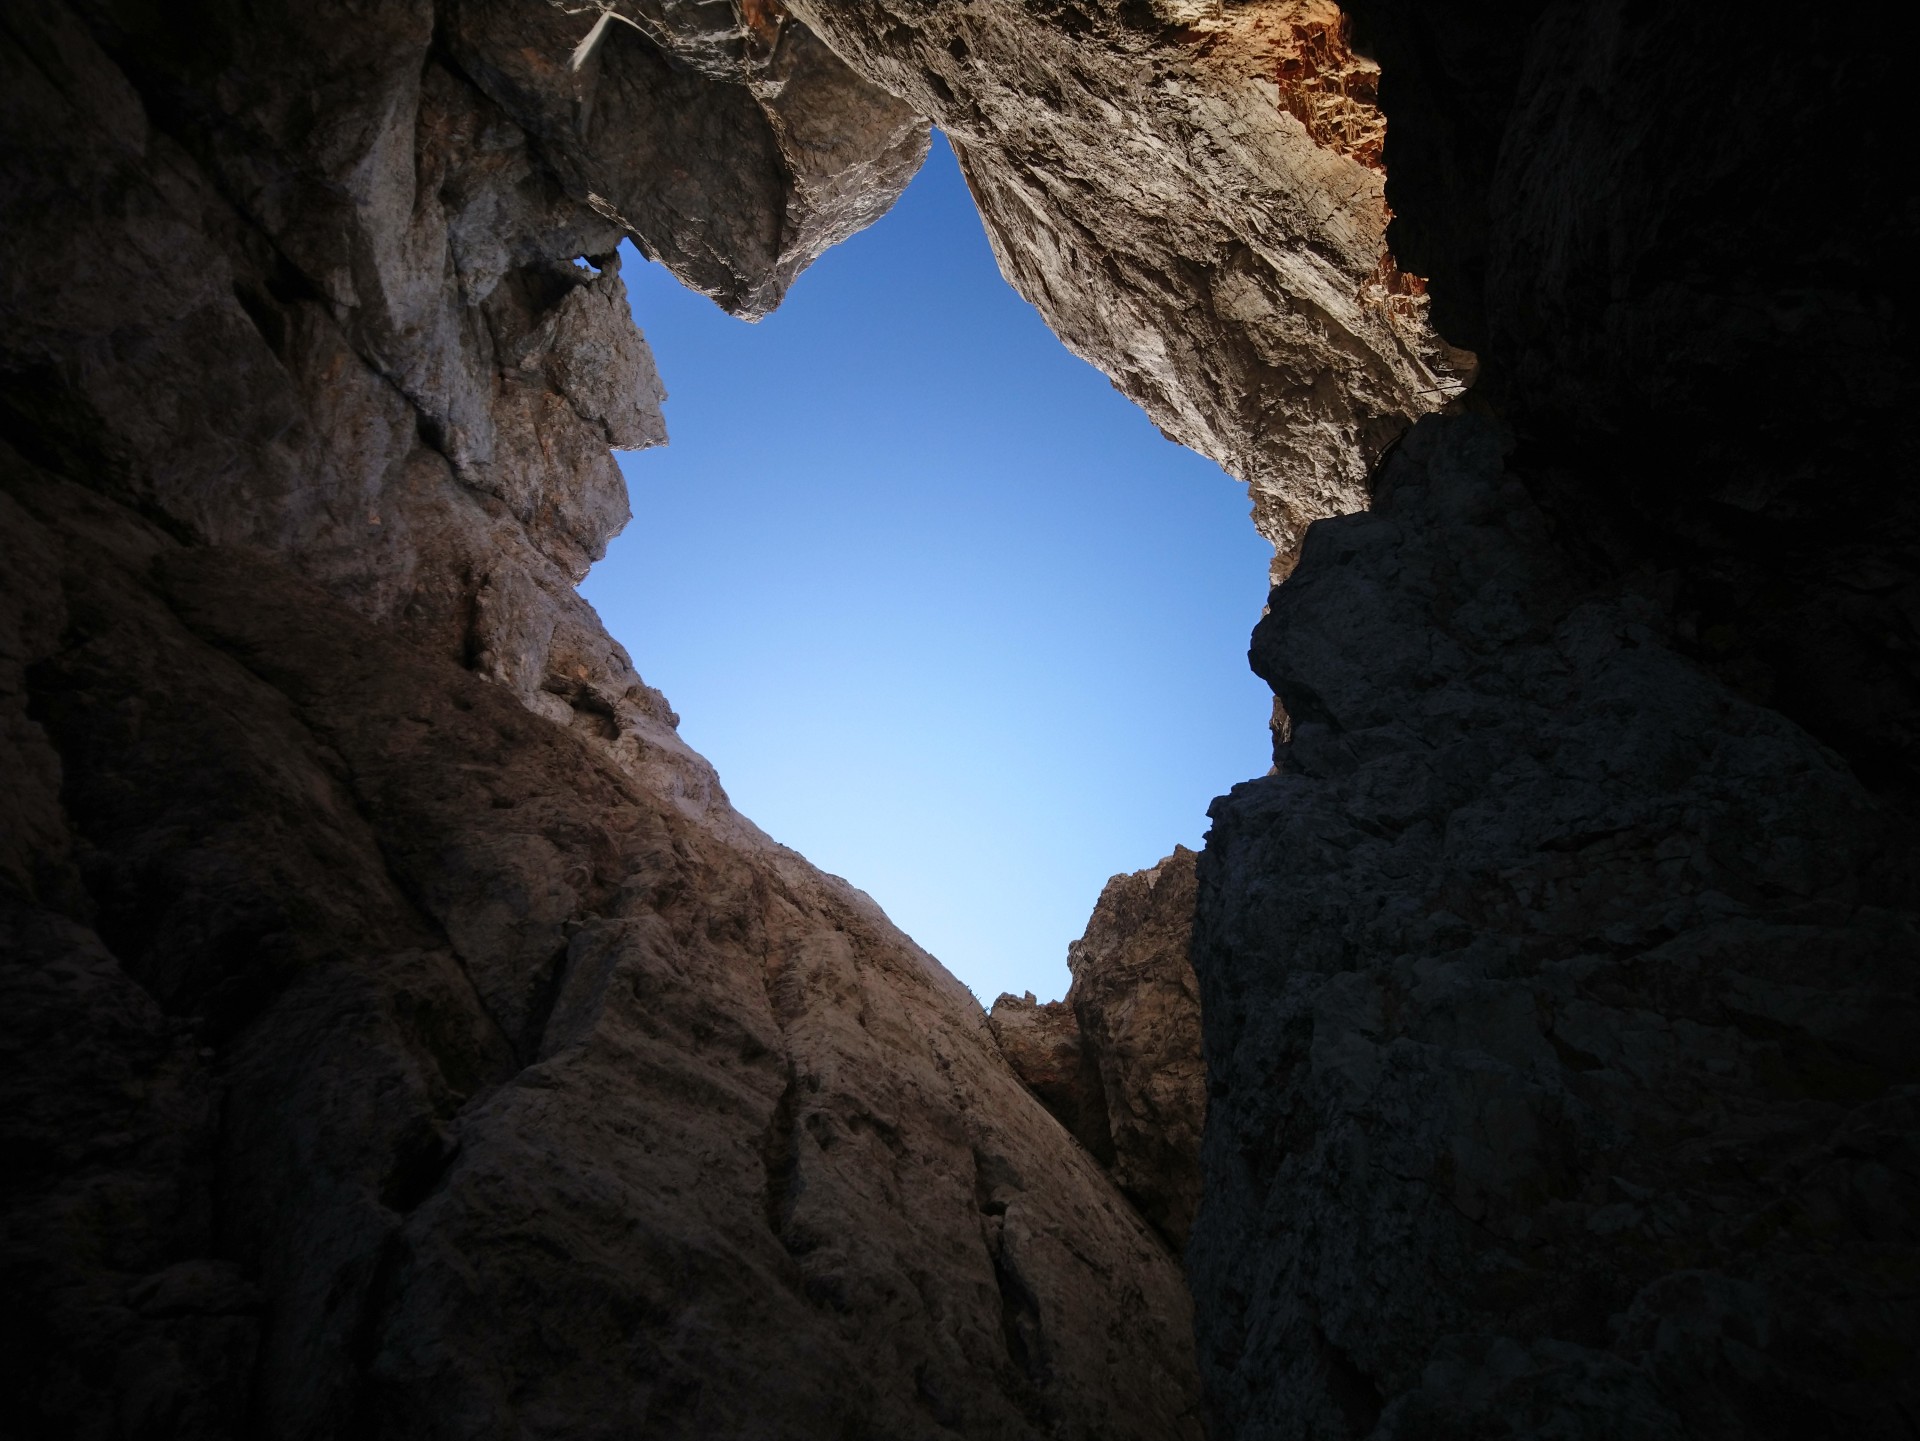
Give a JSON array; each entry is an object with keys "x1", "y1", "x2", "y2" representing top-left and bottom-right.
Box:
[{"x1": 582, "y1": 133, "x2": 1275, "y2": 1003}]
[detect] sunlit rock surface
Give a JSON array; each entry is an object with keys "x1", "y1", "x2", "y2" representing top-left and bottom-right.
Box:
[
  {"x1": 991, "y1": 847, "x2": 1205, "y2": 1252},
  {"x1": 787, "y1": 0, "x2": 1473, "y2": 573},
  {"x1": 0, "y1": 3, "x2": 1199, "y2": 1435}
]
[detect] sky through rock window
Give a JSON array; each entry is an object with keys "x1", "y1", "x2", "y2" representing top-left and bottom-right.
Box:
[{"x1": 584, "y1": 133, "x2": 1273, "y2": 1004}]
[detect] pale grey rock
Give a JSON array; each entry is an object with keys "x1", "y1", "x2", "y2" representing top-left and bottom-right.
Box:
[{"x1": 786, "y1": 0, "x2": 1474, "y2": 571}]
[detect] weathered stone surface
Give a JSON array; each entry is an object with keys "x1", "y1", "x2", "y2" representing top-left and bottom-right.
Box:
[
  {"x1": 1066, "y1": 847, "x2": 1206, "y2": 1252},
  {"x1": 987, "y1": 992, "x2": 1115, "y2": 1166},
  {"x1": 1178, "y1": 6, "x2": 1920, "y2": 1436},
  {"x1": 992, "y1": 848, "x2": 1205, "y2": 1252},
  {"x1": 2, "y1": 472, "x2": 1201, "y2": 1436},
  {"x1": 442, "y1": 0, "x2": 930, "y2": 318},
  {"x1": 1344, "y1": 0, "x2": 1920, "y2": 809},
  {"x1": 787, "y1": 0, "x2": 1473, "y2": 571},
  {"x1": 0, "y1": 2, "x2": 1201, "y2": 1436},
  {"x1": 11, "y1": 0, "x2": 1916, "y2": 1437},
  {"x1": 0, "y1": 0, "x2": 927, "y2": 819},
  {"x1": 1191, "y1": 413, "x2": 1920, "y2": 1439}
]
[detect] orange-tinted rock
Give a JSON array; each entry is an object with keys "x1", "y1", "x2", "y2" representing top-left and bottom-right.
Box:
[{"x1": 789, "y1": 0, "x2": 1473, "y2": 574}]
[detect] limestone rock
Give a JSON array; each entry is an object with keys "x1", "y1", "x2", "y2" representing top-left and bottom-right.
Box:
[
  {"x1": 1344, "y1": 0, "x2": 1920, "y2": 809},
  {"x1": 992, "y1": 848, "x2": 1205, "y2": 1253},
  {"x1": 1066, "y1": 847, "x2": 1206, "y2": 1252},
  {"x1": 1178, "y1": 6, "x2": 1920, "y2": 1434},
  {"x1": 786, "y1": 0, "x2": 1474, "y2": 571},
  {"x1": 1189, "y1": 414, "x2": 1920, "y2": 1439},
  {"x1": 12, "y1": 0, "x2": 1915, "y2": 1436},
  {"x1": 986, "y1": 992, "x2": 1115, "y2": 1165},
  {"x1": 442, "y1": 0, "x2": 931, "y2": 318},
  {"x1": 0, "y1": 2, "x2": 1200, "y2": 1436}
]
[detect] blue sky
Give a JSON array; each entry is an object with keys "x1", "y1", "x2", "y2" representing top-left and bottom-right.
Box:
[{"x1": 583, "y1": 133, "x2": 1273, "y2": 1004}]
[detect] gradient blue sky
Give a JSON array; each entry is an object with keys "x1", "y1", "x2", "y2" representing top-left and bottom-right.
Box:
[{"x1": 583, "y1": 133, "x2": 1273, "y2": 1004}]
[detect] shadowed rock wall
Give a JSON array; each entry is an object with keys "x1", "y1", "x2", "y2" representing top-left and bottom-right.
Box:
[
  {"x1": 992, "y1": 848, "x2": 1206, "y2": 1253},
  {"x1": 0, "y1": 2, "x2": 1203, "y2": 1436},
  {"x1": 1193, "y1": 413, "x2": 1918, "y2": 1439},
  {"x1": 1187, "y1": 4, "x2": 1920, "y2": 1437},
  {"x1": 1345, "y1": 0, "x2": 1920, "y2": 813}
]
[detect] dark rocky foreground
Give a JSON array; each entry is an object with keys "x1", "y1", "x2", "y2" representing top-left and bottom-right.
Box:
[
  {"x1": 1185, "y1": 4, "x2": 1920, "y2": 1436},
  {"x1": 3, "y1": 1, "x2": 1915, "y2": 1439}
]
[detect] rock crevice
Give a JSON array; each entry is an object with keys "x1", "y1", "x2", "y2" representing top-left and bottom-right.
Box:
[
  {"x1": 788, "y1": 0, "x2": 1473, "y2": 572},
  {"x1": 991, "y1": 846, "x2": 1205, "y2": 1253}
]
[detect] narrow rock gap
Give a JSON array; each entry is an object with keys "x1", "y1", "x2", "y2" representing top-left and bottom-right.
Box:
[{"x1": 587, "y1": 134, "x2": 1274, "y2": 1007}]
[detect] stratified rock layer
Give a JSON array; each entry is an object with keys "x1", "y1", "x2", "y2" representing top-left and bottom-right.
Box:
[
  {"x1": 992, "y1": 849, "x2": 1205, "y2": 1252},
  {"x1": 0, "y1": 2, "x2": 1200, "y2": 1436},
  {"x1": 788, "y1": 0, "x2": 1472, "y2": 570}
]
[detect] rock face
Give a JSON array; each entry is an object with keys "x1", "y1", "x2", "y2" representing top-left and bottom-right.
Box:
[
  {"x1": 788, "y1": 0, "x2": 1473, "y2": 571},
  {"x1": 1064, "y1": 848, "x2": 1207, "y2": 1252},
  {"x1": 986, "y1": 993, "x2": 1115, "y2": 1167},
  {"x1": 442, "y1": 0, "x2": 931, "y2": 318},
  {"x1": 9, "y1": 0, "x2": 1917, "y2": 1436},
  {"x1": 0, "y1": 2, "x2": 1200, "y2": 1436},
  {"x1": 992, "y1": 849, "x2": 1205, "y2": 1252},
  {"x1": 1182, "y1": 4, "x2": 1920, "y2": 1438},
  {"x1": 1192, "y1": 414, "x2": 1919, "y2": 1438},
  {"x1": 1344, "y1": 0, "x2": 1920, "y2": 812},
  {"x1": 2, "y1": 506, "x2": 1199, "y2": 1438}
]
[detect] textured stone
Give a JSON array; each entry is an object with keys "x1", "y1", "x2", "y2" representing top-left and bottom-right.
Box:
[
  {"x1": 1190, "y1": 413, "x2": 1920, "y2": 1440},
  {"x1": 10, "y1": 0, "x2": 1917, "y2": 1437},
  {"x1": 788, "y1": 0, "x2": 1473, "y2": 572},
  {"x1": 992, "y1": 848, "x2": 1205, "y2": 1252},
  {"x1": 1065, "y1": 847, "x2": 1206, "y2": 1252},
  {"x1": 2, "y1": 444, "x2": 1202, "y2": 1441},
  {"x1": 0, "y1": 2, "x2": 1200, "y2": 1436},
  {"x1": 1176, "y1": 5, "x2": 1920, "y2": 1435},
  {"x1": 987, "y1": 992, "x2": 1115, "y2": 1166},
  {"x1": 441, "y1": 0, "x2": 931, "y2": 318},
  {"x1": 1343, "y1": 0, "x2": 1920, "y2": 807}
]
